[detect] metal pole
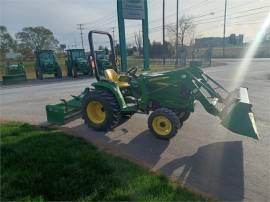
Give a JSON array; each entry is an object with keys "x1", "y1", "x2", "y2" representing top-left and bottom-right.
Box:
[
  {"x1": 175, "y1": 0, "x2": 179, "y2": 67},
  {"x1": 142, "y1": 0, "x2": 150, "y2": 70},
  {"x1": 117, "y1": 0, "x2": 128, "y2": 72},
  {"x1": 77, "y1": 24, "x2": 85, "y2": 49},
  {"x1": 223, "y1": 0, "x2": 228, "y2": 58},
  {"x1": 162, "y1": 0, "x2": 166, "y2": 65},
  {"x1": 112, "y1": 27, "x2": 116, "y2": 45}
]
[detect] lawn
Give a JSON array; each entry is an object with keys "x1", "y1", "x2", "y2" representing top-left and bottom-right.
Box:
[{"x1": 0, "y1": 122, "x2": 206, "y2": 201}]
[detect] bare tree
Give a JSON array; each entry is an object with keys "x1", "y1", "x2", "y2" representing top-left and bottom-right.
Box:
[
  {"x1": 167, "y1": 16, "x2": 196, "y2": 48},
  {"x1": 134, "y1": 31, "x2": 142, "y2": 56}
]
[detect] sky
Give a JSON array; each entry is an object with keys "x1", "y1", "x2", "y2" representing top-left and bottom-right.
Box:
[{"x1": 1, "y1": 0, "x2": 270, "y2": 50}]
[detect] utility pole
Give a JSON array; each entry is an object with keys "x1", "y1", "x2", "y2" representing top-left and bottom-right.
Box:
[
  {"x1": 162, "y1": 0, "x2": 166, "y2": 65},
  {"x1": 112, "y1": 27, "x2": 117, "y2": 45},
  {"x1": 223, "y1": 0, "x2": 228, "y2": 58},
  {"x1": 73, "y1": 38, "x2": 78, "y2": 48},
  {"x1": 175, "y1": 0, "x2": 179, "y2": 67},
  {"x1": 77, "y1": 24, "x2": 85, "y2": 49}
]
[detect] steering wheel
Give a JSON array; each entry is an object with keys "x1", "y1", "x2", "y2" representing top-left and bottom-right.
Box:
[{"x1": 127, "y1": 67, "x2": 138, "y2": 78}]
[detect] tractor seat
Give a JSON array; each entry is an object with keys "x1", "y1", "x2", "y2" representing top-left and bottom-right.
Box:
[{"x1": 104, "y1": 69, "x2": 130, "y2": 89}]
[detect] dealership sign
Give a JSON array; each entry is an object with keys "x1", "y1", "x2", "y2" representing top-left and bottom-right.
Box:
[{"x1": 122, "y1": 0, "x2": 145, "y2": 20}]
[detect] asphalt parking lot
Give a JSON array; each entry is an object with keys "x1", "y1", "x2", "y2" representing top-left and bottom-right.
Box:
[{"x1": 1, "y1": 59, "x2": 269, "y2": 201}]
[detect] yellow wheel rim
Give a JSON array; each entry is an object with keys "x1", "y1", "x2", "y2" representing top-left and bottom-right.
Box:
[
  {"x1": 87, "y1": 101, "x2": 106, "y2": 124},
  {"x1": 152, "y1": 116, "x2": 172, "y2": 136}
]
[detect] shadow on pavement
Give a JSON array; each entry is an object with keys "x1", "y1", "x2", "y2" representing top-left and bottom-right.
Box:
[
  {"x1": 61, "y1": 123, "x2": 170, "y2": 168},
  {"x1": 160, "y1": 141, "x2": 244, "y2": 201},
  {"x1": 61, "y1": 122, "x2": 244, "y2": 201}
]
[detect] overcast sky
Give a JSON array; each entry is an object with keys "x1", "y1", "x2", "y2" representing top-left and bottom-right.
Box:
[{"x1": 1, "y1": 0, "x2": 269, "y2": 49}]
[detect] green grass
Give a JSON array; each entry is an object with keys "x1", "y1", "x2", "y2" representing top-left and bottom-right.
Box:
[{"x1": 1, "y1": 122, "x2": 206, "y2": 201}]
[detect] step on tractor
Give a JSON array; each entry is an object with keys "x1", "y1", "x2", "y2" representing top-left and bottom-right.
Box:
[
  {"x1": 66, "y1": 49, "x2": 93, "y2": 78},
  {"x1": 2, "y1": 60, "x2": 27, "y2": 85},
  {"x1": 35, "y1": 50, "x2": 62, "y2": 79},
  {"x1": 80, "y1": 31, "x2": 259, "y2": 140}
]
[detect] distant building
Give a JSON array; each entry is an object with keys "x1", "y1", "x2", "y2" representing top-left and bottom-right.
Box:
[{"x1": 195, "y1": 34, "x2": 244, "y2": 48}]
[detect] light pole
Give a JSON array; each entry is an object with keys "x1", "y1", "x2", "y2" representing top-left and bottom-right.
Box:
[
  {"x1": 163, "y1": 0, "x2": 166, "y2": 65},
  {"x1": 175, "y1": 0, "x2": 179, "y2": 67},
  {"x1": 223, "y1": 0, "x2": 228, "y2": 57}
]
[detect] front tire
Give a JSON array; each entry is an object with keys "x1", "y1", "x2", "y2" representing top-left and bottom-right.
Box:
[
  {"x1": 177, "y1": 111, "x2": 191, "y2": 122},
  {"x1": 82, "y1": 90, "x2": 121, "y2": 131},
  {"x1": 56, "y1": 67, "x2": 62, "y2": 78},
  {"x1": 148, "y1": 108, "x2": 181, "y2": 140}
]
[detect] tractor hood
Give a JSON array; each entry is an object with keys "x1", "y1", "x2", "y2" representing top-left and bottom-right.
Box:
[{"x1": 138, "y1": 67, "x2": 259, "y2": 139}]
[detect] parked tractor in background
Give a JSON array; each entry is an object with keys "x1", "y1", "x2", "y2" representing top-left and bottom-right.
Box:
[
  {"x1": 66, "y1": 49, "x2": 93, "y2": 78},
  {"x1": 35, "y1": 50, "x2": 62, "y2": 79},
  {"x1": 2, "y1": 60, "x2": 27, "y2": 84},
  {"x1": 94, "y1": 50, "x2": 118, "y2": 76}
]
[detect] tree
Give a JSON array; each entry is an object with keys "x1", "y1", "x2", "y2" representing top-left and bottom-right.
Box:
[
  {"x1": 60, "y1": 44, "x2": 66, "y2": 50},
  {"x1": 149, "y1": 41, "x2": 174, "y2": 58},
  {"x1": 150, "y1": 41, "x2": 163, "y2": 58},
  {"x1": 15, "y1": 26, "x2": 59, "y2": 51},
  {"x1": 167, "y1": 16, "x2": 196, "y2": 48},
  {"x1": 134, "y1": 31, "x2": 142, "y2": 56},
  {"x1": 0, "y1": 26, "x2": 15, "y2": 59}
]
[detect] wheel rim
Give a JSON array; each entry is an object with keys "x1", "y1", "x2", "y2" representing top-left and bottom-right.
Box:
[
  {"x1": 87, "y1": 101, "x2": 106, "y2": 124},
  {"x1": 152, "y1": 116, "x2": 172, "y2": 136}
]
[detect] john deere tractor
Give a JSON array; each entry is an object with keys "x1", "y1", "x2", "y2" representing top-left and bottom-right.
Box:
[
  {"x1": 80, "y1": 31, "x2": 259, "y2": 140},
  {"x1": 94, "y1": 50, "x2": 118, "y2": 76},
  {"x1": 35, "y1": 50, "x2": 62, "y2": 79},
  {"x1": 66, "y1": 49, "x2": 93, "y2": 78},
  {"x1": 2, "y1": 60, "x2": 27, "y2": 84}
]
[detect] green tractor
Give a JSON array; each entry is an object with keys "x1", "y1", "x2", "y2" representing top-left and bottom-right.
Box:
[
  {"x1": 2, "y1": 61, "x2": 27, "y2": 84},
  {"x1": 94, "y1": 49, "x2": 118, "y2": 76},
  {"x1": 81, "y1": 31, "x2": 259, "y2": 140},
  {"x1": 66, "y1": 49, "x2": 93, "y2": 78},
  {"x1": 35, "y1": 50, "x2": 62, "y2": 79}
]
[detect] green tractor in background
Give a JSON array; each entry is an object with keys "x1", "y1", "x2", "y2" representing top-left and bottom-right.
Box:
[
  {"x1": 66, "y1": 49, "x2": 93, "y2": 78},
  {"x1": 2, "y1": 60, "x2": 27, "y2": 85},
  {"x1": 35, "y1": 50, "x2": 62, "y2": 79},
  {"x1": 94, "y1": 50, "x2": 118, "y2": 76},
  {"x1": 81, "y1": 31, "x2": 259, "y2": 140}
]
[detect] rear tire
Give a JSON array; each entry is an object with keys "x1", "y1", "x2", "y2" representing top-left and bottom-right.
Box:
[
  {"x1": 37, "y1": 69, "x2": 43, "y2": 80},
  {"x1": 73, "y1": 67, "x2": 78, "y2": 78},
  {"x1": 35, "y1": 68, "x2": 39, "y2": 79},
  {"x1": 67, "y1": 66, "x2": 72, "y2": 77},
  {"x1": 82, "y1": 90, "x2": 121, "y2": 131},
  {"x1": 56, "y1": 67, "x2": 62, "y2": 78},
  {"x1": 148, "y1": 108, "x2": 181, "y2": 140}
]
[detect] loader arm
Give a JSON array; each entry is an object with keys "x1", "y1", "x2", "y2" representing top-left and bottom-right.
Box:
[{"x1": 187, "y1": 67, "x2": 259, "y2": 139}]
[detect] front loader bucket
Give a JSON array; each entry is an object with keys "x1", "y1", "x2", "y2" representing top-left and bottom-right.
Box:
[
  {"x1": 220, "y1": 87, "x2": 259, "y2": 139},
  {"x1": 2, "y1": 74, "x2": 26, "y2": 85}
]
